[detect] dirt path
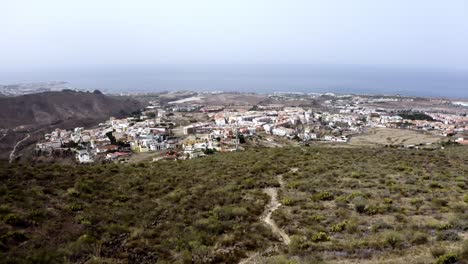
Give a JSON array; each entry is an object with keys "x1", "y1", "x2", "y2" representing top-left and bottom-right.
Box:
[
  {"x1": 260, "y1": 175, "x2": 290, "y2": 245},
  {"x1": 238, "y1": 175, "x2": 290, "y2": 264},
  {"x1": 238, "y1": 252, "x2": 260, "y2": 264},
  {"x1": 9, "y1": 134, "x2": 30, "y2": 163},
  {"x1": 0, "y1": 132, "x2": 7, "y2": 142}
]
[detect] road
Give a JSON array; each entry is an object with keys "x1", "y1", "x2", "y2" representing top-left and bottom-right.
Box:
[{"x1": 9, "y1": 134, "x2": 30, "y2": 163}]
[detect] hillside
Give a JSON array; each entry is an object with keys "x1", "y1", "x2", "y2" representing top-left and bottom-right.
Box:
[
  {"x1": 0, "y1": 90, "x2": 142, "y2": 129},
  {"x1": 0, "y1": 146, "x2": 467, "y2": 263},
  {"x1": 0, "y1": 90, "x2": 143, "y2": 160}
]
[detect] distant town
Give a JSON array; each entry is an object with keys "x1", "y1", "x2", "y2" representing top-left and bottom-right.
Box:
[
  {"x1": 33, "y1": 91, "x2": 468, "y2": 164},
  {"x1": 0, "y1": 81, "x2": 76, "y2": 96}
]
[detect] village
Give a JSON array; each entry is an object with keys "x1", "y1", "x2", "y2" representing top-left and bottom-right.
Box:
[{"x1": 35, "y1": 93, "x2": 468, "y2": 163}]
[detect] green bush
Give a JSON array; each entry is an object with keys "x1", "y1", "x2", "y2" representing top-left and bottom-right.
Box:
[
  {"x1": 435, "y1": 253, "x2": 458, "y2": 264},
  {"x1": 410, "y1": 198, "x2": 424, "y2": 210},
  {"x1": 460, "y1": 240, "x2": 468, "y2": 261},
  {"x1": 365, "y1": 205, "x2": 384, "y2": 215},
  {"x1": 346, "y1": 191, "x2": 367, "y2": 202},
  {"x1": 0, "y1": 205, "x2": 11, "y2": 215},
  {"x1": 330, "y1": 221, "x2": 347, "y2": 232},
  {"x1": 312, "y1": 191, "x2": 334, "y2": 201},
  {"x1": 353, "y1": 197, "x2": 367, "y2": 214},
  {"x1": 213, "y1": 205, "x2": 248, "y2": 220},
  {"x1": 310, "y1": 214, "x2": 325, "y2": 222},
  {"x1": 433, "y1": 198, "x2": 449, "y2": 207},
  {"x1": 26, "y1": 250, "x2": 64, "y2": 264},
  {"x1": 410, "y1": 232, "x2": 428, "y2": 245},
  {"x1": 437, "y1": 223, "x2": 453, "y2": 230},
  {"x1": 194, "y1": 217, "x2": 223, "y2": 234},
  {"x1": 66, "y1": 187, "x2": 80, "y2": 197},
  {"x1": 451, "y1": 202, "x2": 467, "y2": 213},
  {"x1": 262, "y1": 255, "x2": 300, "y2": 264},
  {"x1": 289, "y1": 235, "x2": 313, "y2": 254},
  {"x1": 311, "y1": 232, "x2": 330, "y2": 242},
  {"x1": 75, "y1": 215, "x2": 92, "y2": 226},
  {"x1": 429, "y1": 182, "x2": 443, "y2": 189},
  {"x1": 382, "y1": 231, "x2": 404, "y2": 249},
  {"x1": 67, "y1": 203, "x2": 84, "y2": 212},
  {"x1": 394, "y1": 213, "x2": 408, "y2": 223},
  {"x1": 436, "y1": 231, "x2": 460, "y2": 241},
  {"x1": 431, "y1": 247, "x2": 447, "y2": 258},
  {"x1": 3, "y1": 213, "x2": 28, "y2": 227},
  {"x1": 27, "y1": 210, "x2": 47, "y2": 224},
  {"x1": 1, "y1": 231, "x2": 28, "y2": 244},
  {"x1": 346, "y1": 218, "x2": 359, "y2": 234},
  {"x1": 371, "y1": 220, "x2": 392, "y2": 233},
  {"x1": 383, "y1": 198, "x2": 393, "y2": 204},
  {"x1": 281, "y1": 197, "x2": 295, "y2": 206}
]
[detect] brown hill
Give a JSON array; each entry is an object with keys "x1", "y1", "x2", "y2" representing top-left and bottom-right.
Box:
[
  {"x1": 0, "y1": 90, "x2": 143, "y2": 160},
  {"x1": 0, "y1": 90, "x2": 142, "y2": 129}
]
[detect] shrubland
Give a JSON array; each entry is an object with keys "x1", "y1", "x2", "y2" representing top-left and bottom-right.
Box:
[{"x1": 0, "y1": 146, "x2": 467, "y2": 263}]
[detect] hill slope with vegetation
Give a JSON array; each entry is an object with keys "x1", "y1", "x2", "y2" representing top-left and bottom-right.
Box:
[
  {"x1": 0, "y1": 90, "x2": 143, "y2": 160},
  {"x1": 0, "y1": 90, "x2": 142, "y2": 129},
  {"x1": 1, "y1": 146, "x2": 467, "y2": 263}
]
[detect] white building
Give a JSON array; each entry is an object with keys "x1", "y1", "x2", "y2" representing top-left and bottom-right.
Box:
[
  {"x1": 76, "y1": 150, "x2": 94, "y2": 163},
  {"x1": 272, "y1": 127, "x2": 295, "y2": 137}
]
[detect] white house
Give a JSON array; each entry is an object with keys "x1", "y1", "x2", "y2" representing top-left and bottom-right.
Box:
[
  {"x1": 76, "y1": 150, "x2": 94, "y2": 163},
  {"x1": 272, "y1": 127, "x2": 295, "y2": 137},
  {"x1": 215, "y1": 117, "x2": 226, "y2": 126},
  {"x1": 263, "y1": 124, "x2": 273, "y2": 134}
]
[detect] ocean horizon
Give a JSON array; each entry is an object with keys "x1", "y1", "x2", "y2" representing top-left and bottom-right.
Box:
[{"x1": 1, "y1": 64, "x2": 467, "y2": 99}]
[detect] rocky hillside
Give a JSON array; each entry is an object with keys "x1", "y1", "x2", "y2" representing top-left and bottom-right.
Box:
[
  {"x1": 0, "y1": 90, "x2": 143, "y2": 160},
  {"x1": 0, "y1": 90, "x2": 142, "y2": 129}
]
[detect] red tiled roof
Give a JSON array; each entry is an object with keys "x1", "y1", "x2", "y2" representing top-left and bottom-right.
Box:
[{"x1": 97, "y1": 144, "x2": 118, "y2": 150}]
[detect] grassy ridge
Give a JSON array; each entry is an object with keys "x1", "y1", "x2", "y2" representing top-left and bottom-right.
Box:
[{"x1": 1, "y1": 146, "x2": 467, "y2": 263}]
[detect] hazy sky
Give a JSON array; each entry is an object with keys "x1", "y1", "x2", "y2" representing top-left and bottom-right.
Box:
[{"x1": 1, "y1": 0, "x2": 468, "y2": 71}]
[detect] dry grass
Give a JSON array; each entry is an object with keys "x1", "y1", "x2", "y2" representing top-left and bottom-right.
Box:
[
  {"x1": 349, "y1": 128, "x2": 442, "y2": 147},
  {"x1": 1, "y1": 145, "x2": 467, "y2": 263}
]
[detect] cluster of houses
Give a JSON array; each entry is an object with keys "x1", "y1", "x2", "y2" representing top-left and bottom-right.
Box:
[
  {"x1": 325, "y1": 96, "x2": 468, "y2": 143},
  {"x1": 35, "y1": 95, "x2": 468, "y2": 163},
  {"x1": 180, "y1": 100, "x2": 468, "y2": 152},
  {"x1": 181, "y1": 107, "x2": 360, "y2": 149},
  {"x1": 36, "y1": 108, "x2": 179, "y2": 163}
]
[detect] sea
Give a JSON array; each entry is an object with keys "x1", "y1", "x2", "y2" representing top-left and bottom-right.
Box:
[{"x1": 1, "y1": 64, "x2": 467, "y2": 98}]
